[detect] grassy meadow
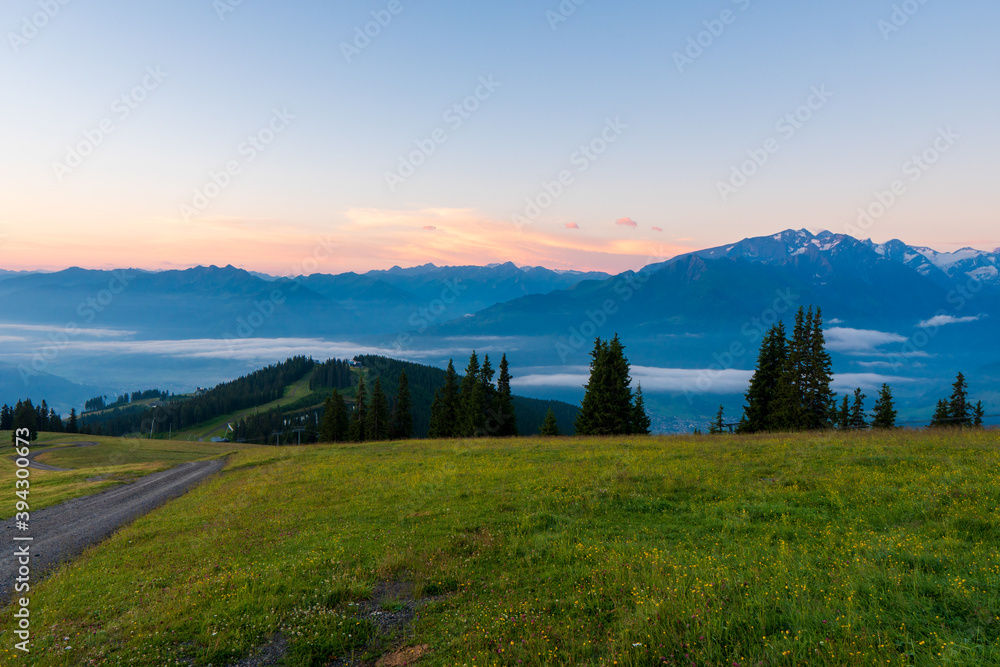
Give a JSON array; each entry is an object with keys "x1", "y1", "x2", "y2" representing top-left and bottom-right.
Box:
[{"x1": 1, "y1": 430, "x2": 999, "y2": 666}]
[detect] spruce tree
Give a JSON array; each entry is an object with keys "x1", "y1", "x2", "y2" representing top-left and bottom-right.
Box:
[
  {"x1": 321, "y1": 390, "x2": 349, "y2": 442},
  {"x1": 929, "y1": 399, "x2": 950, "y2": 428},
  {"x1": 459, "y1": 351, "x2": 485, "y2": 436},
  {"x1": 848, "y1": 388, "x2": 867, "y2": 430},
  {"x1": 948, "y1": 372, "x2": 972, "y2": 427},
  {"x1": 540, "y1": 408, "x2": 560, "y2": 436},
  {"x1": 802, "y1": 307, "x2": 836, "y2": 430},
  {"x1": 605, "y1": 335, "x2": 635, "y2": 433},
  {"x1": 837, "y1": 395, "x2": 850, "y2": 431},
  {"x1": 973, "y1": 400, "x2": 985, "y2": 428},
  {"x1": 871, "y1": 384, "x2": 897, "y2": 429},
  {"x1": 389, "y1": 371, "x2": 413, "y2": 439},
  {"x1": 631, "y1": 383, "x2": 651, "y2": 435},
  {"x1": 67, "y1": 408, "x2": 79, "y2": 434},
  {"x1": 428, "y1": 360, "x2": 460, "y2": 438},
  {"x1": 740, "y1": 322, "x2": 788, "y2": 433},
  {"x1": 349, "y1": 376, "x2": 367, "y2": 442},
  {"x1": 366, "y1": 377, "x2": 390, "y2": 441},
  {"x1": 774, "y1": 307, "x2": 807, "y2": 430},
  {"x1": 575, "y1": 338, "x2": 609, "y2": 435},
  {"x1": 494, "y1": 354, "x2": 518, "y2": 436},
  {"x1": 710, "y1": 405, "x2": 725, "y2": 434}
]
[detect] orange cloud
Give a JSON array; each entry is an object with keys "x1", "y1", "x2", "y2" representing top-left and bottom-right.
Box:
[
  {"x1": 565, "y1": 222, "x2": 580, "y2": 229},
  {"x1": 336, "y1": 207, "x2": 692, "y2": 273}
]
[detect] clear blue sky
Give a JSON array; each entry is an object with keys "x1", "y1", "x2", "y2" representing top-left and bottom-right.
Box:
[{"x1": 2, "y1": 0, "x2": 997, "y2": 273}]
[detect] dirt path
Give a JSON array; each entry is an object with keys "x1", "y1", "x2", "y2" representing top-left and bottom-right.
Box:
[
  {"x1": 16, "y1": 440, "x2": 100, "y2": 472},
  {"x1": 0, "y1": 458, "x2": 226, "y2": 606}
]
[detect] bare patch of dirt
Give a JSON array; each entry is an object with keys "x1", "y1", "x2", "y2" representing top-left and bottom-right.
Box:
[{"x1": 375, "y1": 644, "x2": 430, "y2": 667}]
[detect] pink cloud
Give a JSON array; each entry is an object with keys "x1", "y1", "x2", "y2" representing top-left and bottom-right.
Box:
[
  {"x1": 565, "y1": 222, "x2": 580, "y2": 229},
  {"x1": 616, "y1": 217, "x2": 638, "y2": 228},
  {"x1": 422, "y1": 225, "x2": 437, "y2": 231},
  {"x1": 651, "y1": 226, "x2": 663, "y2": 232}
]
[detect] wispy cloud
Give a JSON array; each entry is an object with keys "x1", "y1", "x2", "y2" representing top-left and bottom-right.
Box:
[
  {"x1": 825, "y1": 327, "x2": 907, "y2": 353},
  {"x1": 616, "y1": 217, "x2": 638, "y2": 228},
  {"x1": 512, "y1": 365, "x2": 754, "y2": 394},
  {"x1": 0, "y1": 323, "x2": 135, "y2": 338},
  {"x1": 339, "y1": 207, "x2": 692, "y2": 273},
  {"x1": 917, "y1": 314, "x2": 983, "y2": 328}
]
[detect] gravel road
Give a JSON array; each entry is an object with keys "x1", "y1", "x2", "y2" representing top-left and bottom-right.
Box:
[
  {"x1": 0, "y1": 458, "x2": 226, "y2": 606},
  {"x1": 20, "y1": 440, "x2": 99, "y2": 472}
]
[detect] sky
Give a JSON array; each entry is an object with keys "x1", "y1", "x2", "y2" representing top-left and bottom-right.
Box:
[{"x1": 2, "y1": 0, "x2": 998, "y2": 275}]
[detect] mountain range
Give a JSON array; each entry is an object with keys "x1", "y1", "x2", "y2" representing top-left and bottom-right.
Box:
[{"x1": 2, "y1": 229, "x2": 997, "y2": 426}]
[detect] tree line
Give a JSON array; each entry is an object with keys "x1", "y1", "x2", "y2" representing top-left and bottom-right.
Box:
[
  {"x1": 83, "y1": 389, "x2": 169, "y2": 413},
  {"x1": 427, "y1": 351, "x2": 518, "y2": 437},
  {"x1": 3, "y1": 399, "x2": 79, "y2": 444},
  {"x1": 713, "y1": 305, "x2": 989, "y2": 433},
  {"x1": 80, "y1": 356, "x2": 315, "y2": 437}
]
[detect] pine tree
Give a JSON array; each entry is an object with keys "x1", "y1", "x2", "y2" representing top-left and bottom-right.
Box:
[
  {"x1": 973, "y1": 400, "x2": 985, "y2": 428},
  {"x1": 67, "y1": 408, "x2": 79, "y2": 434},
  {"x1": 540, "y1": 408, "x2": 560, "y2": 436},
  {"x1": 709, "y1": 405, "x2": 725, "y2": 434},
  {"x1": 349, "y1": 376, "x2": 367, "y2": 442},
  {"x1": 631, "y1": 383, "x2": 651, "y2": 435},
  {"x1": 871, "y1": 384, "x2": 897, "y2": 429},
  {"x1": 11, "y1": 399, "x2": 39, "y2": 444},
  {"x1": 389, "y1": 371, "x2": 413, "y2": 439},
  {"x1": 459, "y1": 351, "x2": 485, "y2": 436},
  {"x1": 321, "y1": 390, "x2": 349, "y2": 442},
  {"x1": 494, "y1": 354, "x2": 518, "y2": 436},
  {"x1": 948, "y1": 372, "x2": 972, "y2": 427},
  {"x1": 575, "y1": 338, "x2": 609, "y2": 435},
  {"x1": 740, "y1": 322, "x2": 788, "y2": 433},
  {"x1": 605, "y1": 335, "x2": 635, "y2": 433},
  {"x1": 848, "y1": 388, "x2": 867, "y2": 430},
  {"x1": 929, "y1": 399, "x2": 950, "y2": 428},
  {"x1": 366, "y1": 377, "x2": 390, "y2": 441},
  {"x1": 479, "y1": 354, "x2": 496, "y2": 426},
  {"x1": 774, "y1": 308, "x2": 807, "y2": 431},
  {"x1": 428, "y1": 360, "x2": 460, "y2": 438},
  {"x1": 802, "y1": 307, "x2": 836, "y2": 430},
  {"x1": 837, "y1": 395, "x2": 850, "y2": 431}
]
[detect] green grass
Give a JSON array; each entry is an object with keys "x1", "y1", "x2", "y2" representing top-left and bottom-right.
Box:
[
  {"x1": 2, "y1": 430, "x2": 999, "y2": 666},
  {"x1": 0, "y1": 434, "x2": 264, "y2": 518}
]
